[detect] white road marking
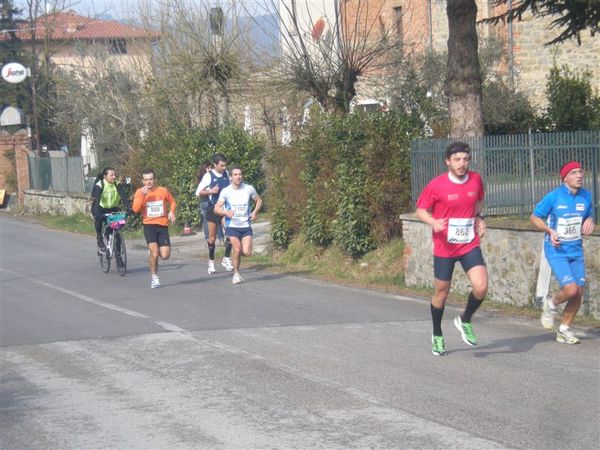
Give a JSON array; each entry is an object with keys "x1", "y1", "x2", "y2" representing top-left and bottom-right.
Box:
[{"x1": 0, "y1": 267, "x2": 180, "y2": 332}]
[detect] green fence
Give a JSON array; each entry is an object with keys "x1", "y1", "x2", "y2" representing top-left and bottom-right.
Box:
[
  {"x1": 28, "y1": 155, "x2": 86, "y2": 193},
  {"x1": 410, "y1": 131, "x2": 599, "y2": 223}
]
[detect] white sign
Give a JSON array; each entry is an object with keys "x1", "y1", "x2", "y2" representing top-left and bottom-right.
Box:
[{"x1": 2, "y1": 62, "x2": 29, "y2": 84}]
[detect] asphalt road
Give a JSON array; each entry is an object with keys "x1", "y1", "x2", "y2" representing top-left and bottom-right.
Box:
[{"x1": 1, "y1": 214, "x2": 599, "y2": 449}]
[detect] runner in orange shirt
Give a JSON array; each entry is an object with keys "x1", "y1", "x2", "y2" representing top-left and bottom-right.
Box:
[{"x1": 132, "y1": 168, "x2": 177, "y2": 288}]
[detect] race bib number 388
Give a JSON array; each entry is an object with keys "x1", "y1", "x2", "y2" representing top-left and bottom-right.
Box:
[
  {"x1": 146, "y1": 200, "x2": 165, "y2": 218},
  {"x1": 556, "y1": 217, "x2": 582, "y2": 242},
  {"x1": 447, "y1": 218, "x2": 475, "y2": 244}
]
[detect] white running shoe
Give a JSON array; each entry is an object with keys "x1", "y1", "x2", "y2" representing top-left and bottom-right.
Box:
[
  {"x1": 150, "y1": 276, "x2": 161, "y2": 289},
  {"x1": 208, "y1": 260, "x2": 216, "y2": 274},
  {"x1": 222, "y1": 257, "x2": 233, "y2": 272},
  {"x1": 541, "y1": 297, "x2": 558, "y2": 330},
  {"x1": 232, "y1": 273, "x2": 244, "y2": 284},
  {"x1": 556, "y1": 328, "x2": 581, "y2": 344}
]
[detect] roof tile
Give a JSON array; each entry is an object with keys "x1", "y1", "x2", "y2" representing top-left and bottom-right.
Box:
[{"x1": 12, "y1": 10, "x2": 158, "y2": 41}]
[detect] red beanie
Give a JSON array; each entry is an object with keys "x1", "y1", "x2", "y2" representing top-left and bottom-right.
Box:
[{"x1": 560, "y1": 161, "x2": 582, "y2": 181}]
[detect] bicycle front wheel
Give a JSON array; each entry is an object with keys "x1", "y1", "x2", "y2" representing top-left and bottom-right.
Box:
[
  {"x1": 115, "y1": 232, "x2": 127, "y2": 276},
  {"x1": 98, "y1": 245, "x2": 110, "y2": 273}
]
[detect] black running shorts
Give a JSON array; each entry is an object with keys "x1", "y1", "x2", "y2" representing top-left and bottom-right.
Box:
[
  {"x1": 143, "y1": 224, "x2": 171, "y2": 246},
  {"x1": 433, "y1": 247, "x2": 486, "y2": 281}
]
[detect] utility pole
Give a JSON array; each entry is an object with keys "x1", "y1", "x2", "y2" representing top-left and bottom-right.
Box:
[
  {"x1": 27, "y1": 0, "x2": 41, "y2": 154},
  {"x1": 209, "y1": 6, "x2": 227, "y2": 128}
]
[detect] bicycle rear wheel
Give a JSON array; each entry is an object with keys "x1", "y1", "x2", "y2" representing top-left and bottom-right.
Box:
[{"x1": 115, "y1": 232, "x2": 127, "y2": 276}]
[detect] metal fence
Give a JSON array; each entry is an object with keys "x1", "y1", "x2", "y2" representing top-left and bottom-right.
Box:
[
  {"x1": 410, "y1": 131, "x2": 599, "y2": 222},
  {"x1": 28, "y1": 155, "x2": 86, "y2": 193}
]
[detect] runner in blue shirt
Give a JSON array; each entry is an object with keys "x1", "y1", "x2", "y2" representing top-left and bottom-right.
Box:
[{"x1": 531, "y1": 161, "x2": 595, "y2": 344}]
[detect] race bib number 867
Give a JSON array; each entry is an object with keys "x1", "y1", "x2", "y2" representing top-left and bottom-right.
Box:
[{"x1": 447, "y1": 218, "x2": 475, "y2": 244}]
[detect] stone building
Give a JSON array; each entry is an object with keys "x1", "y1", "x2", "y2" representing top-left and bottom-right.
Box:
[
  {"x1": 11, "y1": 10, "x2": 158, "y2": 78},
  {"x1": 341, "y1": 0, "x2": 599, "y2": 108}
]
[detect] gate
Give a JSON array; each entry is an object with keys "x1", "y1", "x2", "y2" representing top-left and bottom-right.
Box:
[
  {"x1": 410, "y1": 131, "x2": 599, "y2": 222},
  {"x1": 28, "y1": 155, "x2": 86, "y2": 193}
]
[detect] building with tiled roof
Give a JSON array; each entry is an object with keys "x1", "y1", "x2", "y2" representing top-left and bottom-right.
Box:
[{"x1": 13, "y1": 10, "x2": 159, "y2": 75}]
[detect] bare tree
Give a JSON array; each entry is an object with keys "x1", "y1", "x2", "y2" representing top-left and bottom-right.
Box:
[
  {"x1": 138, "y1": 0, "x2": 246, "y2": 129},
  {"x1": 51, "y1": 43, "x2": 151, "y2": 165},
  {"x1": 19, "y1": 1, "x2": 77, "y2": 151},
  {"x1": 446, "y1": 0, "x2": 484, "y2": 138},
  {"x1": 244, "y1": 0, "x2": 403, "y2": 115}
]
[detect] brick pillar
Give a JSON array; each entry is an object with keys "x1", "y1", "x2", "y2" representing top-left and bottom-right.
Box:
[{"x1": 0, "y1": 131, "x2": 32, "y2": 208}]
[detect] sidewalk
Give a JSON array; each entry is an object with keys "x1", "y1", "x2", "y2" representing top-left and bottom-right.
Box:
[{"x1": 129, "y1": 221, "x2": 272, "y2": 260}]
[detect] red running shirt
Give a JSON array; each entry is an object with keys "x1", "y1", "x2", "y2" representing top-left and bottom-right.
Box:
[{"x1": 416, "y1": 171, "x2": 484, "y2": 257}]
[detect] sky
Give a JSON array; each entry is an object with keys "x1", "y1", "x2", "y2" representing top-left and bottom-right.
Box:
[
  {"x1": 14, "y1": 0, "x2": 143, "y2": 20},
  {"x1": 14, "y1": 1, "x2": 275, "y2": 21}
]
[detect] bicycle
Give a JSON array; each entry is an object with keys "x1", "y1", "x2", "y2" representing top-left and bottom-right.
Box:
[{"x1": 98, "y1": 212, "x2": 128, "y2": 276}]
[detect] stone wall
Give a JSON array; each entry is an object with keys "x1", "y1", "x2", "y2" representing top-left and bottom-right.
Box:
[
  {"x1": 510, "y1": 14, "x2": 599, "y2": 108},
  {"x1": 401, "y1": 214, "x2": 600, "y2": 319},
  {"x1": 353, "y1": 1, "x2": 599, "y2": 108},
  {"x1": 23, "y1": 190, "x2": 91, "y2": 216}
]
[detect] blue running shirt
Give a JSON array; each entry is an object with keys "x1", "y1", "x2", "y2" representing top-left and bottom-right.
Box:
[{"x1": 532, "y1": 184, "x2": 593, "y2": 256}]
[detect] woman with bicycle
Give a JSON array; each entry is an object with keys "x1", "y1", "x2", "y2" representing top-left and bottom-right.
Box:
[{"x1": 91, "y1": 167, "x2": 131, "y2": 252}]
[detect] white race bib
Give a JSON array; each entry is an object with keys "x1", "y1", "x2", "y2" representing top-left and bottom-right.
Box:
[
  {"x1": 146, "y1": 200, "x2": 165, "y2": 218},
  {"x1": 232, "y1": 204, "x2": 246, "y2": 217},
  {"x1": 556, "y1": 217, "x2": 582, "y2": 242},
  {"x1": 447, "y1": 218, "x2": 475, "y2": 244}
]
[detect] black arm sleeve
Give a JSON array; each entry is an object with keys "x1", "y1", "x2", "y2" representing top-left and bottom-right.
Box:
[
  {"x1": 91, "y1": 184, "x2": 102, "y2": 217},
  {"x1": 117, "y1": 183, "x2": 131, "y2": 210}
]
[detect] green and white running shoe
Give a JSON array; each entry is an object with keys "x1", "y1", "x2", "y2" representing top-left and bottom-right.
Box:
[
  {"x1": 431, "y1": 335, "x2": 447, "y2": 356},
  {"x1": 556, "y1": 328, "x2": 580, "y2": 345},
  {"x1": 454, "y1": 315, "x2": 477, "y2": 346}
]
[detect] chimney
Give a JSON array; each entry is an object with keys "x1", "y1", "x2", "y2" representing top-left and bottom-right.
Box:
[{"x1": 66, "y1": 12, "x2": 78, "y2": 33}]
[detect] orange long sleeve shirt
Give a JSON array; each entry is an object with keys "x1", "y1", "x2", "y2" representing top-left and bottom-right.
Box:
[{"x1": 132, "y1": 186, "x2": 176, "y2": 226}]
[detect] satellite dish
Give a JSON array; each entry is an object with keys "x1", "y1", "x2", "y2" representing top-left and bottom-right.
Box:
[
  {"x1": 0, "y1": 106, "x2": 26, "y2": 126},
  {"x1": 311, "y1": 17, "x2": 326, "y2": 42}
]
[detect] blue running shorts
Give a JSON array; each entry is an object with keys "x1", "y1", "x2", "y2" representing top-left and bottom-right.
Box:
[
  {"x1": 545, "y1": 251, "x2": 586, "y2": 287},
  {"x1": 226, "y1": 226, "x2": 253, "y2": 239}
]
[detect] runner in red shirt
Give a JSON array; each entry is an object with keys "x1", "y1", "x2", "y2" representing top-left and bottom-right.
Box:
[{"x1": 416, "y1": 142, "x2": 487, "y2": 356}]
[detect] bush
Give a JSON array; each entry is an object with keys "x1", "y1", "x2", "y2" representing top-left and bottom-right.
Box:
[
  {"x1": 126, "y1": 125, "x2": 266, "y2": 226},
  {"x1": 544, "y1": 63, "x2": 600, "y2": 131},
  {"x1": 362, "y1": 114, "x2": 413, "y2": 241},
  {"x1": 265, "y1": 144, "x2": 307, "y2": 248},
  {"x1": 482, "y1": 80, "x2": 537, "y2": 134},
  {"x1": 267, "y1": 111, "x2": 416, "y2": 257},
  {"x1": 3, "y1": 148, "x2": 17, "y2": 191},
  {"x1": 299, "y1": 116, "x2": 338, "y2": 247}
]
